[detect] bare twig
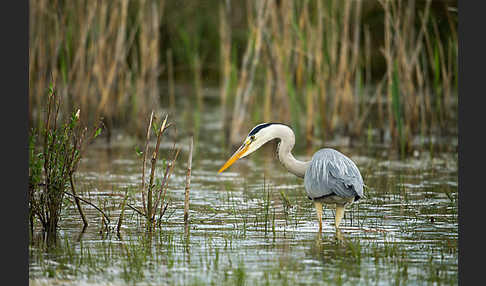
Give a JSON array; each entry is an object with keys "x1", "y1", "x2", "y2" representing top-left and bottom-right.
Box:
[
  {"x1": 157, "y1": 202, "x2": 169, "y2": 228},
  {"x1": 69, "y1": 174, "x2": 88, "y2": 227},
  {"x1": 126, "y1": 203, "x2": 146, "y2": 217},
  {"x1": 63, "y1": 191, "x2": 110, "y2": 229}
]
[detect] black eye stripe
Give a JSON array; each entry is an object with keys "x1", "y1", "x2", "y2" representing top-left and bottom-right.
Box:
[
  {"x1": 248, "y1": 122, "x2": 291, "y2": 136},
  {"x1": 248, "y1": 123, "x2": 273, "y2": 136}
]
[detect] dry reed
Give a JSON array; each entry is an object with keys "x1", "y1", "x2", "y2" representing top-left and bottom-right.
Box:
[
  {"x1": 184, "y1": 136, "x2": 194, "y2": 223},
  {"x1": 137, "y1": 113, "x2": 180, "y2": 230},
  {"x1": 222, "y1": 0, "x2": 457, "y2": 153},
  {"x1": 29, "y1": 0, "x2": 165, "y2": 137}
]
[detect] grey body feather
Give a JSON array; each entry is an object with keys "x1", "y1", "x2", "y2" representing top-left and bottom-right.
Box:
[
  {"x1": 236, "y1": 123, "x2": 364, "y2": 231},
  {"x1": 304, "y1": 148, "x2": 363, "y2": 203},
  {"x1": 241, "y1": 123, "x2": 364, "y2": 205}
]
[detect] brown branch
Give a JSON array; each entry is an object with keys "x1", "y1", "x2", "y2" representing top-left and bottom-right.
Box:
[
  {"x1": 126, "y1": 203, "x2": 146, "y2": 217},
  {"x1": 158, "y1": 202, "x2": 169, "y2": 227},
  {"x1": 69, "y1": 174, "x2": 88, "y2": 227},
  {"x1": 62, "y1": 191, "x2": 110, "y2": 228}
]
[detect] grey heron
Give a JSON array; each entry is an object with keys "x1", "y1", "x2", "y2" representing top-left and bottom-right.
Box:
[{"x1": 218, "y1": 123, "x2": 364, "y2": 235}]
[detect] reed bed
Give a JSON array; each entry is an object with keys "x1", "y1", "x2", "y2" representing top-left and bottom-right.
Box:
[
  {"x1": 29, "y1": 0, "x2": 164, "y2": 138},
  {"x1": 29, "y1": 0, "x2": 457, "y2": 155},
  {"x1": 224, "y1": 0, "x2": 457, "y2": 155}
]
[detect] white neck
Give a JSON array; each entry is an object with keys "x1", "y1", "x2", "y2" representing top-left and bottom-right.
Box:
[{"x1": 270, "y1": 124, "x2": 310, "y2": 178}]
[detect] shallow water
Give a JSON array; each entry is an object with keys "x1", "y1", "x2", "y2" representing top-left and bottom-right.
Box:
[{"x1": 29, "y1": 102, "x2": 458, "y2": 285}]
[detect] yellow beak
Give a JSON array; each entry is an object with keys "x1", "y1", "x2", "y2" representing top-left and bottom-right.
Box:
[{"x1": 218, "y1": 142, "x2": 251, "y2": 173}]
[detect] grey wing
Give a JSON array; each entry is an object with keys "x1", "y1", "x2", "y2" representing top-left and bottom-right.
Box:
[{"x1": 304, "y1": 148, "x2": 364, "y2": 200}]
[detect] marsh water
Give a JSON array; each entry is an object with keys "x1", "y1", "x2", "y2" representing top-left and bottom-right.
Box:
[{"x1": 29, "y1": 95, "x2": 458, "y2": 285}]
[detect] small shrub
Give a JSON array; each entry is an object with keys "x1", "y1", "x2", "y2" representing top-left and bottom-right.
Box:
[{"x1": 28, "y1": 85, "x2": 102, "y2": 240}]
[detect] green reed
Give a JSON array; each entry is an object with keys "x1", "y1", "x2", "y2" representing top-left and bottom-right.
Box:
[
  {"x1": 29, "y1": 0, "x2": 165, "y2": 137},
  {"x1": 30, "y1": 0, "x2": 456, "y2": 156},
  {"x1": 222, "y1": 0, "x2": 457, "y2": 155}
]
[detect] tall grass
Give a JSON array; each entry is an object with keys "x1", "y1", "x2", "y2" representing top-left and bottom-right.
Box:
[
  {"x1": 29, "y1": 0, "x2": 164, "y2": 137},
  {"x1": 223, "y1": 0, "x2": 457, "y2": 154},
  {"x1": 29, "y1": 0, "x2": 457, "y2": 154}
]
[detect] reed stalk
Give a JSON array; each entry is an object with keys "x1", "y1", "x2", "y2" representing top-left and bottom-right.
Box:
[
  {"x1": 194, "y1": 54, "x2": 204, "y2": 111},
  {"x1": 141, "y1": 111, "x2": 155, "y2": 215},
  {"x1": 136, "y1": 113, "x2": 180, "y2": 230},
  {"x1": 117, "y1": 188, "x2": 130, "y2": 236},
  {"x1": 263, "y1": 69, "x2": 273, "y2": 123},
  {"x1": 167, "y1": 49, "x2": 176, "y2": 110},
  {"x1": 153, "y1": 147, "x2": 180, "y2": 223},
  {"x1": 219, "y1": 0, "x2": 232, "y2": 125},
  {"x1": 147, "y1": 115, "x2": 168, "y2": 225},
  {"x1": 184, "y1": 136, "x2": 194, "y2": 223},
  {"x1": 229, "y1": 0, "x2": 269, "y2": 145}
]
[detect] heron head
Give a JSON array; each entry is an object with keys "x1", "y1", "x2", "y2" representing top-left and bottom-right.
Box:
[{"x1": 218, "y1": 123, "x2": 275, "y2": 173}]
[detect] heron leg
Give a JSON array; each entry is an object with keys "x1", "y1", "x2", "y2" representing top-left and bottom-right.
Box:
[
  {"x1": 335, "y1": 204, "x2": 345, "y2": 230},
  {"x1": 314, "y1": 201, "x2": 323, "y2": 234}
]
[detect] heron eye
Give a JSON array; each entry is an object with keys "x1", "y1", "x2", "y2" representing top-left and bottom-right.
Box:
[{"x1": 250, "y1": 135, "x2": 255, "y2": 141}]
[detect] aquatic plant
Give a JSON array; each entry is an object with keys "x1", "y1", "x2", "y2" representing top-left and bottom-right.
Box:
[
  {"x1": 132, "y1": 112, "x2": 180, "y2": 231},
  {"x1": 28, "y1": 85, "x2": 103, "y2": 240}
]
